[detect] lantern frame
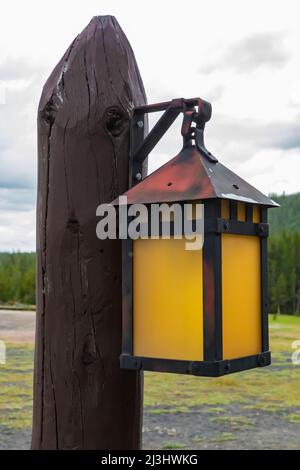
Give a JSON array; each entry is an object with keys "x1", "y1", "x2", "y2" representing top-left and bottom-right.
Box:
[{"x1": 117, "y1": 98, "x2": 273, "y2": 377}]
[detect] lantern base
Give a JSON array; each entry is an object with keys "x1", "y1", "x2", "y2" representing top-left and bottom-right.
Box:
[{"x1": 120, "y1": 351, "x2": 271, "y2": 377}]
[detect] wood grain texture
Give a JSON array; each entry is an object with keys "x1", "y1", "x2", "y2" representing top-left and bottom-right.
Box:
[{"x1": 32, "y1": 16, "x2": 147, "y2": 450}]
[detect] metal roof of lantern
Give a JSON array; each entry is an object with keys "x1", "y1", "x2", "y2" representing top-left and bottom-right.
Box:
[
  {"x1": 111, "y1": 97, "x2": 278, "y2": 207},
  {"x1": 113, "y1": 145, "x2": 278, "y2": 206}
]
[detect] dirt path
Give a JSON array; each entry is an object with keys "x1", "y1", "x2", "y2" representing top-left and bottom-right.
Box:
[
  {"x1": 0, "y1": 310, "x2": 35, "y2": 343},
  {"x1": 1, "y1": 404, "x2": 299, "y2": 450},
  {"x1": 143, "y1": 405, "x2": 300, "y2": 449}
]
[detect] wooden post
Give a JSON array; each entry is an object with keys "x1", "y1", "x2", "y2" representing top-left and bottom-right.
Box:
[{"x1": 32, "y1": 16, "x2": 147, "y2": 450}]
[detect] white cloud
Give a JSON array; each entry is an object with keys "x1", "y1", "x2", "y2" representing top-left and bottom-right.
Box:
[
  {"x1": 240, "y1": 148, "x2": 300, "y2": 196},
  {"x1": 200, "y1": 31, "x2": 290, "y2": 74},
  {"x1": 0, "y1": 189, "x2": 35, "y2": 251}
]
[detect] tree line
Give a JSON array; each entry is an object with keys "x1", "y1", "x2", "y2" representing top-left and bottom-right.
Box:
[
  {"x1": 268, "y1": 192, "x2": 300, "y2": 314},
  {"x1": 0, "y1": 252, "x2": 35, "y2": 305},
  {"x1": 0, "y1": 193, "x2": 299, "y2": 313},
  {"x1": 269, "y1": 231, "x2": 300, "y2": 314}
]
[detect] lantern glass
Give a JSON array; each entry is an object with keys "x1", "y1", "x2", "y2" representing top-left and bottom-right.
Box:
[
  {"x1": 222, "y1": 233, "x2": 262, "y2": 359},
  {"x1": 133, "y1": 237, "x2": 203, "y2": 361}
]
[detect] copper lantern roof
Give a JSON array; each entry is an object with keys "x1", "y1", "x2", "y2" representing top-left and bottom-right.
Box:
[{"x1": 112, "y1": 144, "x2": 278, "y2": 207}]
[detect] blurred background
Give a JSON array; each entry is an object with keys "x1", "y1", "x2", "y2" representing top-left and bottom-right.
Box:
[{"x1": 0, "y1": 0, "x2": 299, "y2": 450}]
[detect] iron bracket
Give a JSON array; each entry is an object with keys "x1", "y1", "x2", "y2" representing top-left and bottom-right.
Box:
[{"x1": 130, "y1": 97, "x2": 216, "y2": 187}]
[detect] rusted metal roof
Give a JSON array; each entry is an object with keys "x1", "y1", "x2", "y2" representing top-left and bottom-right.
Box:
[{"x1": 112, "y1": 145, "x2": 278, "y2": 207}]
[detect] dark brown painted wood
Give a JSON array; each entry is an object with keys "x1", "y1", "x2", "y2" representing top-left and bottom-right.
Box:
[
  {"x1": 246, "y1": 203, "x2": 253, "y2": 222},
  {"x1": 203, "y1": 200, "x2": 223, "y2": 362},
  {"x1": 260, "y1": 208, "x2": 269, "y2": 352},
  {"x1": 122, "y1": 238, "x2": 133, "y2": 356},
  {"x1": 229, "y1": 200, "x2": 237, "y2": 220},
  {"x1": 32, "y1": 16, "x2": 147, "y2": 450}
]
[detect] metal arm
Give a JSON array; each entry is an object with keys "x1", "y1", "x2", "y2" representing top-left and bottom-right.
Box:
[{"x1": 129, "y1": 97, "x2": 216, "y2": 186}]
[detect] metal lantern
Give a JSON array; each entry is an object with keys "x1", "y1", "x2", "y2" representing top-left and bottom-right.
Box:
[{"x1": 113, "y1": 97, "x2": 278, "y2": 377}]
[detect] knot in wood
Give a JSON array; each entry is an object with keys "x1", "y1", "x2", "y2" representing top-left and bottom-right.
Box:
[
  {"x1": 105, "y1": 106, "x2": 127, "y2": 137},
  {"x1": 82, "y1": 338, "x2": 96, "y2": 365},
  {"x1": 41, "y1": 98, "x2": 56, "y2": 126},
  {"x1": 67, "y1": 217, "x2": 80, "y2": 234}
]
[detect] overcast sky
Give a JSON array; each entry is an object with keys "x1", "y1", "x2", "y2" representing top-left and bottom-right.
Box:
[{"x1": 0, "y1": 0, "x2": 299, "y2": 251}]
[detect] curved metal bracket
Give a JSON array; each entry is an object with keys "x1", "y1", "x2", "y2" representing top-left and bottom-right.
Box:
[
  {"x1": 130, "y1": 97, "x2": 216, "y2": 186},
  {"x1": 181, "y1": 104, "x2": 218, "y2": 163},
  {"x1": 195, "y1": 127, "x2": 218, "y2": 163}
]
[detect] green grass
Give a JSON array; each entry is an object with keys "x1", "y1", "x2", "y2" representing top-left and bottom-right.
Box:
[
  {"x1": 211, "y1": 432, "x2": 236, "y2": 443},
  {"x1": 287, "y1": 413, "x2": 300, "y2": 424},
  {"x1": 144, "y1": 315, "x2": 300, "y2": 415},
  {"x1": 161, "y1": 442, "x2": 186, "y2": 449},
  {"x1": 0, "y1": 315, "x2": 299, "y2": 434},
  {"x1": 0, "y1": 343, "x2": 33, "y2": 429},
  {"x1": 210, "y1": 415, "x2": 254, "y2": 431},
  {"x1": 0, "y1": 304, "x2": 36, "y2": 311}
]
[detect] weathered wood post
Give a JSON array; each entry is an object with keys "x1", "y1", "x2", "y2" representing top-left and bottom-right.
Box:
[{"x1": 32, "y1": 16, "x2": 147, "y2": 450}]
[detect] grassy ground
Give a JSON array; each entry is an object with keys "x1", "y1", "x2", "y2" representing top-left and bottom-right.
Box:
[
  {"x1": 143, "y1": 315, "x2": 300, "y2": 449},
  {"x1": 0, "y1": 343, "x2": 33, "y2": 430},
  {"x1": 0, "y1": 304, "x2": 36, "y2": 311},
  {"x1": 0, "y1": 314, "x2": 299, "y2": 449},
  {"x1": 145, "y1": 315, "x2": 300, "y2": 414}
]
